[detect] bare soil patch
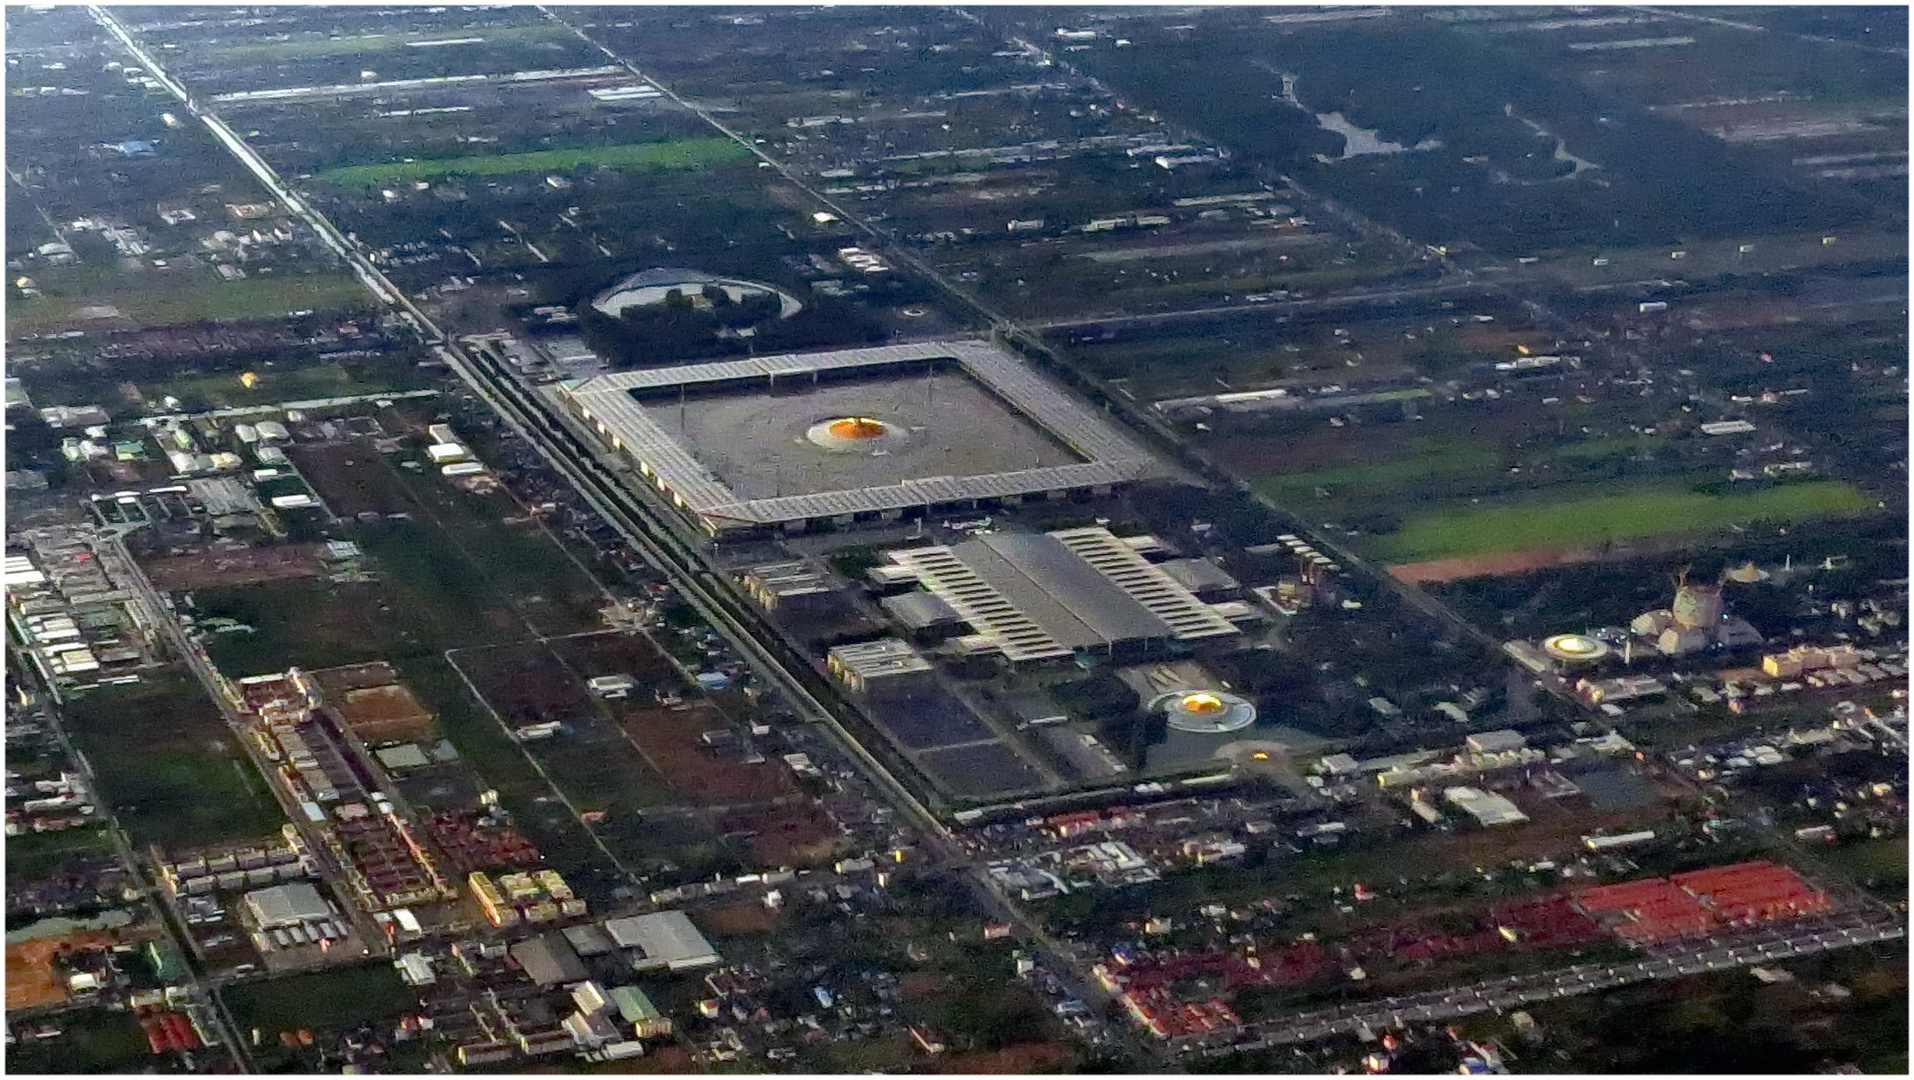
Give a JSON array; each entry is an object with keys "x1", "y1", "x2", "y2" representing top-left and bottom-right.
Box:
[
  {"x1": 718, "y1": 801, "x2": 847, "y2": 868},
  {"x1": 1389, "y1": 546, "x2": 1601, "y2": 584},
  {"x1": 934, "y1": 1041, "x2": 1078, "y2": 1073},
  {"x1": 611, "y1": 700, "x2": 794, "y2": 807},
  {"x1": 6, "y1": 931, "x2": 119, "y2": 1010},
  {"x1": 143, "y1": 544, "x2": 323, "y2": 590},
  {"x1": 698, "y1": 898, "x2": 783, "y2": 936}
]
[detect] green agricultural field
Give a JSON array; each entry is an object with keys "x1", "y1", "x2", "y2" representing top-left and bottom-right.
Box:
[
  {"x1": 196, "y1": 577, "x2": 424, "y2": 675},
  {"x1": 317, "y1": 137, "x2": 751, "y2": 187},
  {"x1": 148, "y1": 363, "x2": 426, "y2": 413},
  {"x1": 58, "y1": 677, "x2": 285, "y2": 851},
  {"x1": 375, "y1": 460, "x2": 608, "y2": 636},
  {"x1": 5, "y1": 825, "x2": 116, "y2": 887},
  {"x1": 1370, "y1": 480, "x2": 1876, "y2": 564},
  {"x1": 1819, "y1": 836, "x2": 1909, "y2": 901},
  {"x1": 1252, "y1": 443, "x2": 1501, "y2": 506},
  {"x1": 211, "y1": 23, "x2": 570, "y2": 62},
  {"x1": 195, "y1": 526, "x2": 596, "y2": 677},
  {"x1": 7, "y1": 268, "x2": 372, "y2": 337},
  {"x1": 1549, "y1": 432, "x2": 1668, "y2": 462}
]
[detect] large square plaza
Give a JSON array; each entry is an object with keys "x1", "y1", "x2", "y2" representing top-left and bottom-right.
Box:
[{"x1": 559, "y1": 340, "x2": 1161, "y2": 534}]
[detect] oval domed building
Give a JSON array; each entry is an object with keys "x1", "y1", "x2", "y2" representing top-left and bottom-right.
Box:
[
  {"x1": 1151, "y1": 689, "x2": 1257, "y2": 734},
  {"x1": 1542, "y1": 633, "x2": 1611, "y2": 664}
]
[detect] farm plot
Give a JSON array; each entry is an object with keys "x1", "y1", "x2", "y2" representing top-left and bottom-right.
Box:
[
  {"x1": 446, "y1": 638, "x2": 677, "y2": 811},
  {"x1": 1371, "y1": 480, "x2": 1876, "y2": 565},
  {"x1": 5, "y1": 267, "x2": 373, "y2": 337},
  {"x1": 194, "y1": 568, "x2": 490, "y2": 677},
  {"x1": 609, "y1": 700, "x2": 796, "y2": 807},
  {"x1": 717, "y1": 802, "x2": 849, "y2": 868},
  {"x1": 149, "y1": 363, "x2": 418, "y2": 414},
  {"x1": 546, "y1": 629, "x2": 688, "y2": 695},
  {"x1": 316, "y1": 137, "x2": 751, "y2": 187},
  {"x1": 374, "y1": 458, "x2": 609, "y2": 637},
  {"x1": 285, "y1": 442, "x2": 417, "y2": 519},
  {"x1": 449, "y1": 642, "x2": 600, "y2": 730}
]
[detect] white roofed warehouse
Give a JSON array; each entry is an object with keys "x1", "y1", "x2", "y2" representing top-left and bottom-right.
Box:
[
  {"x1": 1443, "y1": 786, "x2": 1530, "y2": 827},
  {"x1": 880, "y1": 526, "x2": 1239, "y2": 663},
  {"x1": 601, "y1": 911, "x2": 720, "y2": 971}
]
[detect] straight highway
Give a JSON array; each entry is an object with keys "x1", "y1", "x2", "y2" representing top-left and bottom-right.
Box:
[
  {"x1": 1203, "y1": 908, "x2": 1905, "y2": 1056},
  {"x1": 92, "y1": 6, "x2": 1151, "y2": 1061}
]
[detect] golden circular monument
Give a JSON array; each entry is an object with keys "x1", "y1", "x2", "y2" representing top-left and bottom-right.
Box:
[
  {"x1": 829, "y1": 417, "x2": 888, "y2": 439},
  {"x1": 805, "y1": 415, "x2": 908, "y2": 453}
]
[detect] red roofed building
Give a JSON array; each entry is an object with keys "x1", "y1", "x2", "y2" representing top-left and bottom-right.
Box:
[
  {"x1": 1574, "y1": 878, "x2": 1716, "y2": 943},
  {"x1": 1489, "y1": 895, "x2": 1607, "y2": 949},
  {"x1": 1119, "y1": 986, "x2": 1240, "y2": 1040},
  {"x1": 1045, "y1": 810, "x2": 1103, "y2": 838},
  {"x1": 1672, "y1": 860, "x2": 1832, "y2": 925}
]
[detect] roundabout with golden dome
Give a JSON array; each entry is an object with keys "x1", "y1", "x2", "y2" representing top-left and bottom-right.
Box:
[
  {"x1": 804, "y1": 415, "x2": 910, "y2": 454},
  {"x1": 1151, "y1": 689, "x2": 1257, "y2": 734}
]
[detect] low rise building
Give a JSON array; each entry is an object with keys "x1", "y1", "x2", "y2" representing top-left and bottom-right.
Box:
[
  {"x1": 510, "y1": 933, "x2": 588, "y2": 987},
  {"x1": 1465, "y1": 729, "x2": 1527, "y2": 755},
  {"x1": 610, "y1": 985, "x2": 672, "y2": 1039},
  {"x1": 1761, "y1": 643, "x2": 1865, "y2": 679},
  {"x1": 1443, "y1": 786, "x2": 1529, "y2": 827},
  {"x1": 1576, "y1": 674, "x2": 1668, "y2": 705},
  {"x1": 470, "y1": 868, "x2": 585, "y2": 927},
  {"x1": 243, "y1": 882, "x2": 332, "y2": 928},
  {"x1": 602, "y1": 911, "x2": 720, "y2": 972},
  {"x1": 826, "y1": 638, "x2": 934, "y2": 692}
]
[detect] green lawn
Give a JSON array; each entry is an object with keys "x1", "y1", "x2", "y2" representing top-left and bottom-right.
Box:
[
  {"x1": 1371, "y1": 480, "x2": 1876, "y2": 563},
  {"x1": 317, "y1": 137, "x2": 751, "y2": 187},
  {"x1": 59, "y1": 677, "x2": 286, "y2": 850},
  {"x1": 7, "y1": 268, "x2": 372, "y2": 336},
  {"x1": 5, "y1": 1007, "x2": 155, "y2": 1074},
  {"x1": 223, "y1": 962, "x2": 416, "y2": 1036},
  {"x1": 1819, "y1": 836, "x2": 1909, "y2": 900}
]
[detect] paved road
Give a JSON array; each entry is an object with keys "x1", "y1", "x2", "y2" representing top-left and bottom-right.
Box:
[
  {"x1": 1202, "y1": 909, "x2": 1905, "y2": 1055},
  {"x1": 1026, "y1": 278, "x2": 1485, "y2": 332},
  {"x1": 94, "y1": 7, "x2": 1150, "y2": 1062}
]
